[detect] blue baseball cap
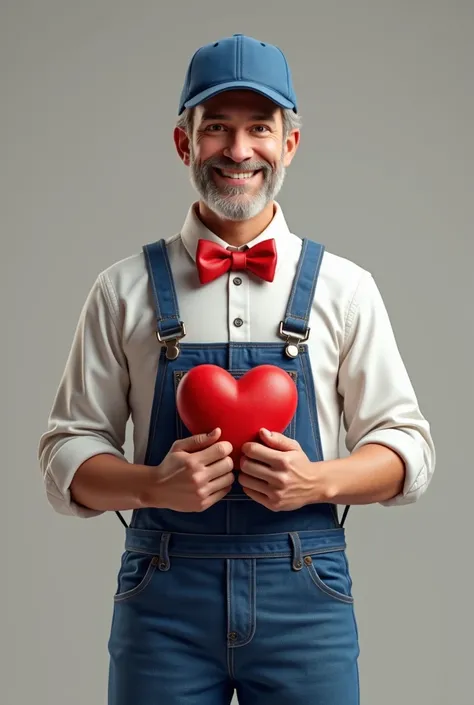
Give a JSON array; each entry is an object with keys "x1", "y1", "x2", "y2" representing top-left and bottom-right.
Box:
[{"x1": 178, "y1": 34, "x2": 298, "y2": 115}]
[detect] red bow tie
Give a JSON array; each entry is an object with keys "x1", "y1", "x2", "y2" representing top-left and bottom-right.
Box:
[{"x1": 196, "y1": 238, "x2": 277, "y2": 285}]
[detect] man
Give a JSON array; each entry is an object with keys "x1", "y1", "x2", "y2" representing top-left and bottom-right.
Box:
[{"x1": 39, "y1": 34, "x2": 435, "y2": 705}]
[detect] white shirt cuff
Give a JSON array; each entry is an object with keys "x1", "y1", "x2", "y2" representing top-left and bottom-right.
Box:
[
  {"x1": 353, "y1": 429, "x2": 430, "y2": 507},
  {"x1": 44, "y1": 438, "x2": 125, "y2": 518}
]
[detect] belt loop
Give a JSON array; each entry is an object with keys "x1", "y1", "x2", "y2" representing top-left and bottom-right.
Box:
[
  {"x1": 289, "y1": 532, "x2": 303, "y2": 571},
  {"x1": 158, "y1": 532, "x2": 171, "y2": 571}
]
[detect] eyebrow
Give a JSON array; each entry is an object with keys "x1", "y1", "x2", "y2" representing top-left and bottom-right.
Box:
[{"x1": 201, "y1": 111, "x2": 277, "y2": 122}]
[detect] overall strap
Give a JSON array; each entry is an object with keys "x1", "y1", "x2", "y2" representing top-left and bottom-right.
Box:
[
  {"x1": 115, "y1": 239, "x2": 186, "y2": 530},
  {"x1": 142, "y1": 239, "x2": 186, "y2": 359},
  {"x1": 279, "y1": 238, "x2": 325, "y2": 348},
  {"x1": 279, "y1": 238, "x2": 351, "y2": 528}
]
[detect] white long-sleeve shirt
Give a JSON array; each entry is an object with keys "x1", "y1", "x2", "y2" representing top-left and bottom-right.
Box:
[{"x1": 38, "y1": 201, "x2": 435, "y2": 518}]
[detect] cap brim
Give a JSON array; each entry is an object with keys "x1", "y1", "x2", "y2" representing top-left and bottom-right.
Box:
[{"x1": 183, "y1": 80, "x2": 296, "y2": 112}]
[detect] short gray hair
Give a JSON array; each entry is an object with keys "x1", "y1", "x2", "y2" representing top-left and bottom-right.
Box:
[
  {"x1": 281, "y1": 109, "x2": 302, "y2": 137},
  {"x1": 176, "y1": 106, "x2": 302, "y2": 138}
]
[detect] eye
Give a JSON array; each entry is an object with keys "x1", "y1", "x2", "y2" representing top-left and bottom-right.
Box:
[
  {"x1": 252, "y1": 125, "x2": 270, "y2": 133},
  {"x1": 204, "y1": 124, "x2": 226, "y2": 132}
]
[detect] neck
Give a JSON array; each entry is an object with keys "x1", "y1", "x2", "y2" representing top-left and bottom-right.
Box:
[{"x1": 196, "y1": 201, "x2": 275, "y2": 247}]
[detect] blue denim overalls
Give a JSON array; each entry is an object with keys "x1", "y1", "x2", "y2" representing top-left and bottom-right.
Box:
[{"x1": 107, "y1": 238, "x2": 360, "y2": 705}]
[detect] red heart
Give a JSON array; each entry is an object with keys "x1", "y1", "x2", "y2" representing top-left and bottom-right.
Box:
[{"x1": 176, "y1": 364, "x2": 298, "y2": 467}]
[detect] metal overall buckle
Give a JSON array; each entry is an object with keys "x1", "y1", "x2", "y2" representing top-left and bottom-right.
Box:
[
  {"x1": 278, "y1": 322, "x2": 310, "y2": 359},
  {"x1": 156, "y1": 322, "x2": 186, "y2": 360}
]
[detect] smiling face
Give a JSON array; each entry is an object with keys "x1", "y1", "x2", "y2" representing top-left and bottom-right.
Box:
[{"x1": 175, "y1": 90, "x2": 300, "y2": 222}]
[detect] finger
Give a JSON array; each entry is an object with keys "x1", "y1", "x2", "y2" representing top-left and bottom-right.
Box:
[
  {"x1": 242, "y1": 487, "x2": 274, "y2": 510},
  {"x1": 203, "y1": 487, "x2": 233, "y2": 509},
  {"x1": 240, "y1": 458, "x2": 275, "y2": 482},
  {"x1": 241, "y1": 441, "x2": 280, "y2": 465},
  {"x1": 258, "y1": 428, "x2": 300, "y2": 451},
  {"x1": 173, "y1": 428, "x2": 221, "y2": 452},
  {"x1": 207, "y1": 470, "x2": 235, "y2": 495},
  {"x1": 238, "y1": 472, "x2": 271, "y2": 496},
  {"x1": 205, "y1": 455, "x2": 234, "y2": 481},
  {"x1": 198, "y1": 440, "x2": 233, "y2": 467}
]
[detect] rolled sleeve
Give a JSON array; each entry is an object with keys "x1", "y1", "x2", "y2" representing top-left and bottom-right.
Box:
[
  {"x1": 338, "y1": 272, "x2": 436, "y2": 507},
  {"x1": 38, "y1": 272, "x2": 130, "y2": 518},
  {"x1": 43, "y1": 438, "x2": 126, "y2": 518}
]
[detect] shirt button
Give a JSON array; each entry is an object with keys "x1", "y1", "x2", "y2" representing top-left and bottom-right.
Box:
[
  {"x1": 233, "y1": 277, "x2": 242, "y2": 286},
  {"x1": 228, "y1": 632, "x2": 238, "y2": 641},
  {"x1": 233, "y1": 317, "x2": 243, "y2": 327}
]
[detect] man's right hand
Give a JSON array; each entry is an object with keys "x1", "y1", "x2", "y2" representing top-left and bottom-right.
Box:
[{"x1": 146, "y1": 428, "x2": 235, "y2": 512}]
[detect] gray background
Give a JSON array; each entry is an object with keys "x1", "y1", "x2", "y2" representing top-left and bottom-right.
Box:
[{"x1": 2, "y1": 1, "x2": 472, "y2": 703}]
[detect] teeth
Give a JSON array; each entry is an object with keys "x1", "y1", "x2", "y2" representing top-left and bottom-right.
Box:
[{"x1": 220, "y1": 170, "x2": 256, "y2": 179}]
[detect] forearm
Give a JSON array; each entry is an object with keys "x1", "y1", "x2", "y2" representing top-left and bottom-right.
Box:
[
  {"x1": 70, "y1": 454, "x2": 153, "y2": 512},
  {"x1": 321, "y1": 443, "x2": 405, "y2": 505}
]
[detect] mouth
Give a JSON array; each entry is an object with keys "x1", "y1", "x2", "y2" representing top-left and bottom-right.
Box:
[{"x1": 213, "y1": 167, "x2": 263, "y2": 186}]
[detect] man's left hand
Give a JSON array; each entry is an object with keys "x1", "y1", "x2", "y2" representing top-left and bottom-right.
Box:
[{"x1": 238, "y1": 428, "x2": 331, "y2": 511}]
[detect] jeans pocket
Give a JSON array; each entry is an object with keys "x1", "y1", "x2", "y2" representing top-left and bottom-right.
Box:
[
  {"x1": 113, "y1": 552, "x2": 159, "y2": 604},
  {"x1": 303, "y1": 549, "x2": 354, "y2": 605}
]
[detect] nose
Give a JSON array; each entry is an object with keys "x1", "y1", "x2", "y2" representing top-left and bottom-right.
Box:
[{"x1": 223, "y1": 132, "x2": 254, "y2": 163}]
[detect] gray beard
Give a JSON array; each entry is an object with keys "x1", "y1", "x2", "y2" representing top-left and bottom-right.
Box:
[{"x1": 189, "y1": 150, "x2": 286, "y2": 221}]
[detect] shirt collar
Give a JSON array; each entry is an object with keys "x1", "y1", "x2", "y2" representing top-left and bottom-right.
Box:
[{"x1": 180, "y1": 201, "x2": 293, "y2": 265}]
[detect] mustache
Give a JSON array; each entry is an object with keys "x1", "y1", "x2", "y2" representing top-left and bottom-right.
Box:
[{"x1": 201, "y1": 157, "x2": 272, "y2": 172}]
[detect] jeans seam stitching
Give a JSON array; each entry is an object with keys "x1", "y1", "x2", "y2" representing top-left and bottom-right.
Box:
[
  {"x1": 113, "y1": 556, "x2": 158, "y2": 603},
  {"x1": 305, "y1": 562, "x2": 354, "y2": 604},
  {"x1": 235, "y1": 559, "x2": 257, "y2": 647},
  {"x1": 123, "y1": 546, "x2": 346, "y2": 559}
]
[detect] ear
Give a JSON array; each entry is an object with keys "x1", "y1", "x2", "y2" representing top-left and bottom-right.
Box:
[
  {"x1": 174, "y1": 126, "x2": 191, "y2": 166},
  {"x1": 282, "y1": 128, "x2": 300, "y2": 168}
]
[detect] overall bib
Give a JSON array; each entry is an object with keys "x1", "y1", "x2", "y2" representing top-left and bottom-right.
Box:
[{"x1": 108, "y1": 238, "x2": 360, "y2": 705}]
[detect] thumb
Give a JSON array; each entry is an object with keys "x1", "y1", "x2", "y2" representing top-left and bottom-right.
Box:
[
  {"x1": 173, "y1": 427, "x2": 221, "y2": 453},
  {"x1": 259, "y1": 428, "x2": 300, "y2": 451}
]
